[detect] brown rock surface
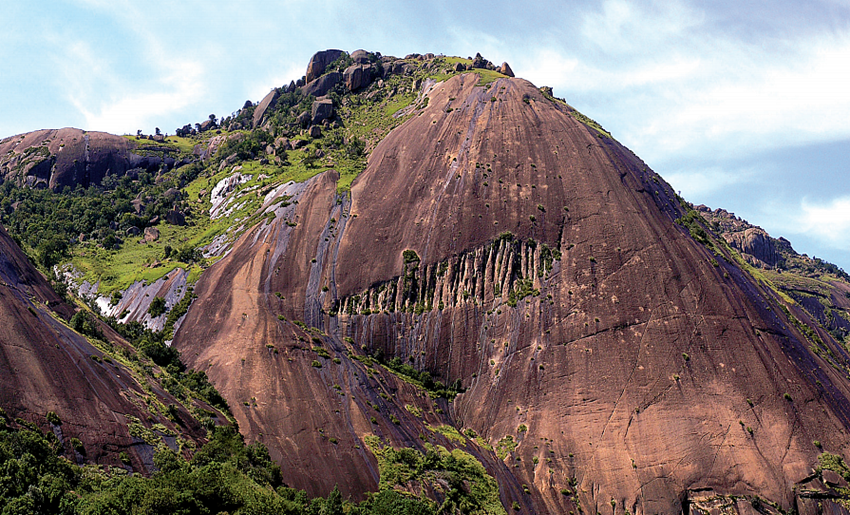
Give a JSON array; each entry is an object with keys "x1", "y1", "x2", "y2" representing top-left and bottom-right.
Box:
[{"x1": 174, "y1": 73, "x2": 850, "y2": 513}]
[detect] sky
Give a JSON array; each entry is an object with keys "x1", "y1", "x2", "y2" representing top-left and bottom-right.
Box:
[{"x1": 2, "y1": 0, "x2": 849, "y2": 271}]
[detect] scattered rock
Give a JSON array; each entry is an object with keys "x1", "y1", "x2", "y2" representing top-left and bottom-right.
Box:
[
  {"x1": 198, "y1": 119, "x2": 216, "y2": 132},
  {"x1": 823, "y1": 469, "x2": 848, "y2": 487},
  {"x1": 143, "y1": 226, "x2": 160, "y2": 243},
  {"x1": 309, "y1": 125, "x2": 322, "y2": 139},
  {"x1": 311, "y1": 99, "x2": 334, "y2": 125},
  {"x1": 274, "y1": 137, "x2": 290, "y2": 151},
  {"x1": 126, "y1": 226, "x2": 140, "y2": 236},
  {"x1": 298, "y1": 111, "x2": 312, "y2": 128},
  {"x1": 453, "y1": 62, "x2": 465, "y2": 72},
  {"x1": 292, "y1": 139, "x2": 307, "y2": 149},
  {"x1": 305, "y1": 49, "x2": 346, "y2": 83}
]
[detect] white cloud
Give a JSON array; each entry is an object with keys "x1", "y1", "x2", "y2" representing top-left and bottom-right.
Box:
[
  {"x1": 70, "y1": 60, "x2": 205, "y2": 135},
  {"x1": 512, "y1": 1, "x2": 850, "y2": 168},
  {"x1": 798, "y1": 197, "x2": 850, "y2": 250},
  {"x1": 664, "y1": 165, "x2": 761, "y2": 198}
]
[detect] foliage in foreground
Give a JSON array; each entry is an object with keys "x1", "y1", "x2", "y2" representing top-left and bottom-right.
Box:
[{"x1": 0, "y1": 417, "x2": 490, "y2": 515}]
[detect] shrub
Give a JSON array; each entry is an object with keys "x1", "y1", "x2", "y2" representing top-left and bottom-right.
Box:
[{"x1": 148, "y1": 296, "x2": 167, "y2": 317}]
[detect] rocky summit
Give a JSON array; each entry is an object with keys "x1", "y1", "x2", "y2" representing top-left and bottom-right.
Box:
[{"x1": 2, "y1": 49, "x2": 850, "y2": 514}]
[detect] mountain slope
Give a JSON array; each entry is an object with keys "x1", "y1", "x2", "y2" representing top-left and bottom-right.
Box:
[
  {"x1": 0, "y1": 223, "x2": 216, "y2": 472},
  {"x1": 172, "y1": 57, "x2": 850, "y2": 514}
]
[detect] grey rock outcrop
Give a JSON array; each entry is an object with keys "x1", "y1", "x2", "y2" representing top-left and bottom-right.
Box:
[{"x1": 350, "y1": 49, "x2": 371, "y2": 64}]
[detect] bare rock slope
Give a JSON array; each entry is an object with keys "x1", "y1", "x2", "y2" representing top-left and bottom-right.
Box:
[{"x1": 0, "y1": 224, "x2": 210, "y2": 471}]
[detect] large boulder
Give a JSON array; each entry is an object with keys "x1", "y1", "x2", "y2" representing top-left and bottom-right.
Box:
[
  {"x1": 311, "y1": 99, "x2": 334, "y2": 125},
  {"x1": 498, "y1": 62, "x2": 514, "y2": 77},
  {"x1": 143, "y1": 226, "x2": 159, "y2": 243},
  {"x1": 301, "y1": 71, "x2": 341, "y2": 98},
  {"x1": 344, "y1": 64, "x2": 373, "y2": 91},
  {"x1": 165, "y1": 209, "x2": 186, "y2": 226},
  {"x1": 253, "y1": 88, "x2": 281, "y2": 128},
  {"x1": 351, "y1": 49, "x2": 371, "y2": 64},
  {"x1": 297, "y1": 111, "x2": 312, "y2": 128},
  {"x1": 305, "y1": 49, "x2": 345, "y2": 83}
]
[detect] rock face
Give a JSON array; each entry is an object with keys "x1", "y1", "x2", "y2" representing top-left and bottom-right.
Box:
[
  {"x1": 0, "y1": 128, "x2": 169, "y2": 191},
  {"x1": 301, "y1": 71, "x2": 341, "y2": 98},
  {"x1": 724, "y1": 227, "x2": 777, "y2": 267},
  {"x1": 175, "y1": 72, "x2": 850, "y2": 513},
  {"x1": 305, "y1": 49, "x2": 345, "y2": 83},
  {"x1": 0, "y1": 224, "x2": 208, "y2": 472}
]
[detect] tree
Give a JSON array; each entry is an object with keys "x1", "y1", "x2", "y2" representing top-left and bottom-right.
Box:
[{"x1": 148, "y1": 296, "x2": 167, "y2": 317}]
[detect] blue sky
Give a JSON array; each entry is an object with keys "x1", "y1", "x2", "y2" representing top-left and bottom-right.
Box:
[{"x1": 2, "y1": 0, "x2": 849, "y2": 271}]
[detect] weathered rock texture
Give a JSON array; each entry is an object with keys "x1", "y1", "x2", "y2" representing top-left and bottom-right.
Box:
[{"x1": 174, "y1": 72, "x2": 850, "y2": 514}]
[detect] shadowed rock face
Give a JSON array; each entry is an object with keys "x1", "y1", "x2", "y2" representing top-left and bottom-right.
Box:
[
  {"x1": 0, "y1": 128, "x2": 171, "y2": 191},
  {"x1": 0, "y1": 224, "x2": 209, "y2": 471},
  {"x1": 174, "y1": 73, "x2": 850, "y2": 513}
]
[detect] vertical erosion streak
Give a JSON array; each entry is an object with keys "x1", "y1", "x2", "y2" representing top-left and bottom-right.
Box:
[
  {"x1": 325, "y1": 193, "x2": 352, "y2": 348},
  {"x1": 304, "y1": 191, "x2": 348, "y2": 329}
]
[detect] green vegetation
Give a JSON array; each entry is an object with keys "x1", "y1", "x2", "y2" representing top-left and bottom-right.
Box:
[
  {"x1": 2, "y1": 420, "x2": 484, "y2": 515},
  {"x1": 496, "y1": 435, "x2": 517, "y2": 460},
  {"x1": 377, "y1": 355, "x2": 462, "y2": 400},
  {"x1": 675, "y1": 209, "x2": 713, "y2": 248},
  {"x1": 365, "y1": 435, "x2": 506, "y2": 515},
  {"x1": 428, "y1": 425, "x2": 466, "y2": 445}
]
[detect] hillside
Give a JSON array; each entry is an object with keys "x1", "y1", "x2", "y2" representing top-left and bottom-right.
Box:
[{"x1": 3, "y1": 49, "x2": 850, "y2": 514}]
